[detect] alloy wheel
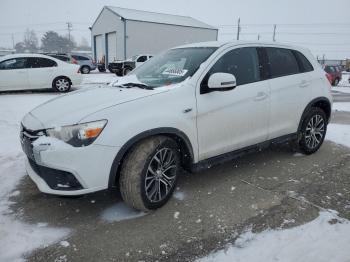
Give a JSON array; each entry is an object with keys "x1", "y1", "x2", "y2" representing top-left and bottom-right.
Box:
[
  {"x1": 145, "y1": 148, "x2": 177, "y2": 203},
  {"x1": 55, "y1": 78, "x2": 70, "y2": 92},
  {"x1": 305, "y1": 114, "x2": 325, "y2": 149}
]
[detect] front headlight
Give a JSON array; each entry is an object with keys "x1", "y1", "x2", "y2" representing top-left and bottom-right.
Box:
[{"x1": 46, "y1": 120, "x2": 107, "y2": 147}]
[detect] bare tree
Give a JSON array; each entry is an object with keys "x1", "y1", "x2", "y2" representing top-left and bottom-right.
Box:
[{"x1": 23, "y1": 29, "x2": 39, "y2": 52}]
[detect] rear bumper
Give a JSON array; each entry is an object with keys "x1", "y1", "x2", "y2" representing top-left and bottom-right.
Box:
[{"x1": 71, "y1": 74, "x2": 83, "y2": 86}]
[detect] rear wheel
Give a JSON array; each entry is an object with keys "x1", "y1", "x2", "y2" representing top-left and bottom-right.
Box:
[
  {"x1": 123, "y1": 67, "x2": 132, "y2": 76},
  {"x1": 53, "y1": 77, "x2": 71, "y2": 92},
  {"x1": 81, "y1": 66, "x2": 90, "y2": 74},
  {"x1": 297, "y1": 107, "x2": 327, "y2": 155},
  {"x1": 119, "y1": 136, "x2": 181, "y2": 211}
]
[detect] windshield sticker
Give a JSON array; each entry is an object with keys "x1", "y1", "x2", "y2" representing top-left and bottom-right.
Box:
[{"x1": 162, "y1": 68, "x2": 188, "y2": 77}]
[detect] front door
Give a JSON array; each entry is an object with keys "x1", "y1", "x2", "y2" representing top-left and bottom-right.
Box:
[
  {"x1": 0, "y1": 57, "x2": 29, "y2": 91},
  {"x1": 196, "y1": 47, "x2": 270, "y2": 161}
]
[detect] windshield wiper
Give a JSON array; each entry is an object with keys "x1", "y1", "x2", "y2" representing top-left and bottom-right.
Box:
[{"x1": 118, "y1": 82, "x2": 154, "y2": 90}]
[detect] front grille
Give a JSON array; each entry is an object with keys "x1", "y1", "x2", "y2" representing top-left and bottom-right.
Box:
[{"x1": 28, "y1": 158, "x2": 83, "y2": 191}]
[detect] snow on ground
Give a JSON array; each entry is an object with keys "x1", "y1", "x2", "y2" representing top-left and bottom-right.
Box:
[
  {"x1": 332, "y1": 102, "x2": 350, "y2": 112},
  {"x1": 326, "y1": 123, "x2": 350, "y2": 148},
  {"x1": 101, "y1": 203, "x2": 145, "y2": 222},
  {"x1": 197, "y1": 210, "x2": 350, "y2": 262},
  {"x1": 0, "y1": 93, "x2": 70, "y2": 262}
]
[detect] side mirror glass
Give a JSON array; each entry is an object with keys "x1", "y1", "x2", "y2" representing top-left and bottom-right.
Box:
[{"x1": 207, "y1": 73, "x2": 237, "y2": 91}]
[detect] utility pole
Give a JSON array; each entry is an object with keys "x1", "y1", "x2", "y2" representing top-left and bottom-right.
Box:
[
  {"x1": 236, "y1": 18, "x2": 241, "y2": 40},
  {"x1": 66, "y1": 22, "x2": 73, "y2": 42},
  {"x1": 11, "y1": 34, "x2": 15, "y2": 49},
  {"x1": 273, "y1": 24, "x2": 277, "y2": 42}
]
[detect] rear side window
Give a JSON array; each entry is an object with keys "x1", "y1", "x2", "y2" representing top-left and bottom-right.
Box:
[
  {"x1": 72, "y1": 55, "x2": 89, "y2": 61},
  {"x1": 52, "y1": 55, "x2": 70, "y2": 62},
  {"x1": 293, "y1": 51, "x2": 314, "y2": 73},
  {"x1": 266, "y1": 48, "x2": 299, "y2": 78},
  {"x1": 207, "y1": 47, "x2": 260, "y2": 86},
  {"x1": 0, "y1": 58, "x2": 27, "y2": 70},
  {"x1": 27, "y1": 57, "x2": 57, "y2": 68}
]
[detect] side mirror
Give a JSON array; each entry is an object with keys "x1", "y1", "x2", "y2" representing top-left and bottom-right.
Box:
[{"x1": 207, "y1": 73, "x2": 237, "y2": 91}]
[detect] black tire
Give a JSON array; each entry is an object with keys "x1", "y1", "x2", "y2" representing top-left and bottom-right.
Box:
[
  {"x1": 98, "y1": 66, "x2": 106, "y2": 72},
  {"x1": 119, "y1": 136, "x2": 181, "y2": 211},
  {"x1": 297, "y1": 107, "x2": 327, "y2": 155},
  {"x1": 81, "y1": 66, "x2": 90, "y2": 74},
  {"x1": 115, "y1": 71, "x2": 123, "y2": 77},
  {"x1": 52, "y1": 77, "x2": 71, "y2": 92},
  {"x1": 123, "y1": 67, "x2": 132, "y2": 76},
  {"x1": 332, "y1": 78, "x2": 339, "y2": 86}
]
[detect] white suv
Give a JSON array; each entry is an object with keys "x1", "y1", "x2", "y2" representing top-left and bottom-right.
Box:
[{"x1": 21, "y1": 41, "x2": 332, "y2": 211}]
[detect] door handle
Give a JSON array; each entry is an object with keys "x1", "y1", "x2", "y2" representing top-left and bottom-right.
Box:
[
  {"x1": 255, "y1": 92, "x2": 268, "y2": 101},
  {"x1": 299, "y1": 80, "x2": 309, "y2": 88}
]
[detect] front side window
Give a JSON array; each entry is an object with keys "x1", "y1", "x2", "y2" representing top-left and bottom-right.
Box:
[
  {"x1": 266, "y1": 48, "x2": 299, "y2": 78},
  {"x1": 131, "y1": 47, "x2": 217, "y2": 88},
  {"x1": 205, "y1": 47, "x2": 260, "y2": 86},
  {"x1": 27, "y1": 57, "x2": 57, "y2": 68},
  {"x1": 0, "y1": 58, "x2": 27, "y2": 70}
]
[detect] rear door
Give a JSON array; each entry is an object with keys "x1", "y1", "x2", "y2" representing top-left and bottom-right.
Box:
[
  {"x1": 0, "y1": 57, "x2": 29, "y2": 91},
  {"x1": 27, "y1": 57, "x2": 57, "y2": 89},
  {"x1": 265, "y1": 47, "x2": 312, "y2": 139}
]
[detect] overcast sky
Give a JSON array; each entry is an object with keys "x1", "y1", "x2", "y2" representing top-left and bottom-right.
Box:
[{"x1": 1, "y1": 0, "x2": 349, "y2": 59}]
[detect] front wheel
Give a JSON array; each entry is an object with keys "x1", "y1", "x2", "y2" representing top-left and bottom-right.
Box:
[
  {"x1": 53, "y1": 77, "x2": 71, "y2": 92},
  {"x1": 297, "y1": 107, "x2": 327, "y2": 155},
  {"x1": 119, "y1": 136, "x2": 181, "y2": 211}
]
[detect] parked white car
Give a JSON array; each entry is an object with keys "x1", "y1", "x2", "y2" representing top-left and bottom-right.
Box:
[
  {"x1": 20, "y1": 41, "x2": 332, "y2": 211},
  {"x1": 0, "y1": 54, "x2": 82, "y2": 92}
]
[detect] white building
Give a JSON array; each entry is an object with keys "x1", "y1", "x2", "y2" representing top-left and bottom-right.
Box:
[{"x1": 91, "y1": 6, "x2": 218, "y2": 66}]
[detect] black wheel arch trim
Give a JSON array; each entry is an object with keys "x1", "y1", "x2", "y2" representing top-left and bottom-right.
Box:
[
  {"x1": 108, "y1": 127, "x2": 194, "y2": 188},
  {"x1": 298, "y1": 97, "x2": 332, "y2": 132}
]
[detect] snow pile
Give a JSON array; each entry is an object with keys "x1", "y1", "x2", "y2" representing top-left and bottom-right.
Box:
[
  {"x1": 0, "y1": 94, "x2": 70, "y2": 261},
  {"x1": 332, "y1": 102, "x2": 350, "y2": 112},
  {"x1": 82, "y1": 73, "x2": 118, "y2": 85},
  {"x1": 326, "y1": 124, "x2": 350, "y2": 148},
  {"x1": 197, "y1": 210, "x2": 350, "y2": 262},
  {"x1": 339, "y1": 72, "x2": 350, "y2": 87},
  {"x1": 101, "y1": 203, "x2": 145, "y2": 222}
]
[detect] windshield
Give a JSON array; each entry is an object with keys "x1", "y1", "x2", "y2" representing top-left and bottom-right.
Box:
[
  {"x1": 129, "y1": 55, "x2": 138, "y2": 61},
  {"x1": 132, "y1": 47, "x2": 217, "y2": 88}
]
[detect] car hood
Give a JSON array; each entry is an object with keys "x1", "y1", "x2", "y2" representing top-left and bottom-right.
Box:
[{"x1": 22, "y1": 75, "x2": 170, "y2": 129}]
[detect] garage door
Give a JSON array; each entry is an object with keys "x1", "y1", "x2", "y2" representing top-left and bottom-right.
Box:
[
  {"x1": 94, "y1": 35, "x2": 104, "y2": 63},
  {"x1": 107, "y1": 32, "x2": 117, "y2": 64}
]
